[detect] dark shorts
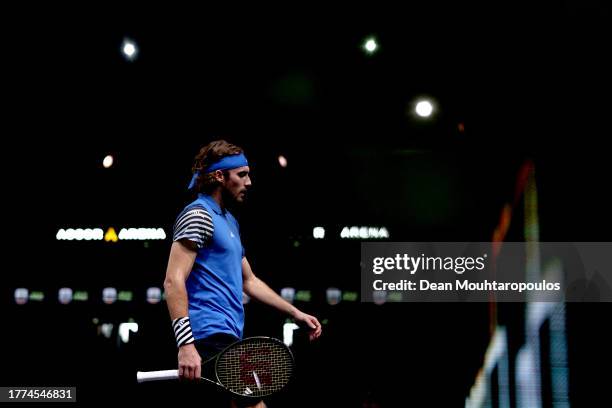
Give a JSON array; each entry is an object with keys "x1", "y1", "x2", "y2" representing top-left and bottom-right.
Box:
[{"x1": 194, "y1": 333, "x2": 240, "y2": 362}]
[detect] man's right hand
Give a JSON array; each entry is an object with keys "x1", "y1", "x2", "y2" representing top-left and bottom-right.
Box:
[{"x1": 178, "y1": 343, "x2": 201, "y2": 380}]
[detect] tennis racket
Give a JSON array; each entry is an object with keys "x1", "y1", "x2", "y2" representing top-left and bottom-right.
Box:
[{"x1": 136, "y1": 336, "x2": 295, "y2": 399}]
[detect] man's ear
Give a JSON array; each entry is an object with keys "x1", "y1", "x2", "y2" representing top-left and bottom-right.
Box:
[{"x1": 213, "y1": 170, "x2": 225, "y2": 183}]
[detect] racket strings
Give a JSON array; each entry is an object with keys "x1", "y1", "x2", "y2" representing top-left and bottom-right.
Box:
[{"x1": 216, "y1": 339, "x2": 294, "y2": 397}]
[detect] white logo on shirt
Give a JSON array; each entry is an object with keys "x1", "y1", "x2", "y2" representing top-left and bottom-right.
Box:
[{"x1": 230, "y1": 232, "x2": 235, "y2": 238}]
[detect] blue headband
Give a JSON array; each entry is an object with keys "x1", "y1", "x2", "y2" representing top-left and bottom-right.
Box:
[{"x1": 188, "y1": 153, "x2": 249, "y2": 190}]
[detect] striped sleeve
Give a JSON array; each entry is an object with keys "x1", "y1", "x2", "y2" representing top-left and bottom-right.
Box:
[{"x1": 172, "y1": 206, "x2": 214, "y2": 249}]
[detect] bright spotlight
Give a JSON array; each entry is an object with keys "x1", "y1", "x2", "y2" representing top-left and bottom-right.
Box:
[
  {"x1": 121, "y1": 39, "x2": 138, "y2": 61},
  {"x1": 415, "y1": 100, "x2": 434, "y2": 118},
  {"x1": 103, "y1": 155, "x2": 114, "y2": 168},
  {"x1": 278, "y1": 155, "x2": 288, "y2": 168},
  {"x1": 363, "y1": 37, "x2": 378, "y2": 55}
]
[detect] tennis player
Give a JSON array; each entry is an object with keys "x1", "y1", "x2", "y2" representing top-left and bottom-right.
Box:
[{"x1": 163, "y1": 140, "x2": 322, "y2": 407}]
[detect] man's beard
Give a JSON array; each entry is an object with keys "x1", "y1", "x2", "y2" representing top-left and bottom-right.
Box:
[{"x1": 222, "y1": 188, "x2": 247, "y2": 208}]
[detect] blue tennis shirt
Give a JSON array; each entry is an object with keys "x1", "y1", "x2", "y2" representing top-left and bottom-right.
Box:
[{"x1": 173, "y1": 193, "x2": 245, "y2": 340}]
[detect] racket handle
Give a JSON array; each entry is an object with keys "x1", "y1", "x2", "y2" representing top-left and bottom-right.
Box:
[{"x1": 136, "y1": 369, "x2": 179, "y2": 383}]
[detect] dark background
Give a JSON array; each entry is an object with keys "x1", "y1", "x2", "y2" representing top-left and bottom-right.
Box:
[{"x1": 2, "y1": 2, "x2": 611, "y2": 406}]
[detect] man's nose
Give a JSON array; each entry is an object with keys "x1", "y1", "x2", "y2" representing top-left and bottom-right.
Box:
[{"x1": 245, "y1": 176, "x2": 252, "y2": 187}]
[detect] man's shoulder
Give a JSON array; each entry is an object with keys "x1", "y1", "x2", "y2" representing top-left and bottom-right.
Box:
[
  {"x1": 179, "y1": 202, "x2": 211, "y2": 217},
  {"x1": 174, "y1": 204, "x2": 213, "y2": 228},
  {"x1": 172, "y1": 203, "x2": 215, "y2": 247}
]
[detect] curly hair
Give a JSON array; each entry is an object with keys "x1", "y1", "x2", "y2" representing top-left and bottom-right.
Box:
[{"x1": 191, "y1": 140, "x2": 244, "y2": 193}]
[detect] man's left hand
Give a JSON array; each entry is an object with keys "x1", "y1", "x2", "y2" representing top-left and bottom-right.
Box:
[{"x1": 293, "y1": 311, "x2": 323, "y2": 341}]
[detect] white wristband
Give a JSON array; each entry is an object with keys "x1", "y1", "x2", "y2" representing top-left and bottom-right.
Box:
[{"x1": 172, "y1": 316, "x2": 195, "y2": 347}]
